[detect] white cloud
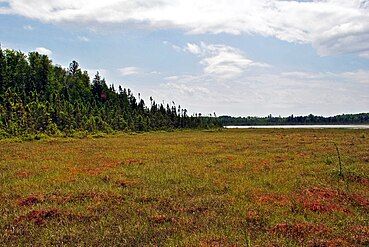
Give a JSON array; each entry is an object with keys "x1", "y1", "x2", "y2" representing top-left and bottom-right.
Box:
[
  {"x1": 1, "y1": 0, "x2": 369, "y2": 56},
  {"x1": 164, "y1": 75, "x2": 179, "y2": 81},
  {"x1": 164, "y1": 82, "x2": 210, "y2": 96},
  {"x1": 359, "y1": 51, "x2": 369, "y2": 59},
  {"x1": 341, "y1": 70, "x2": 369, "y2": 84},
  {"x1": 184, "y1": 42, "x2": 270, "y2": 79},
  {"x1": 118, "y1": 66, "x2": 140, "y2": 76},
  {"x1": 184, "y1": 43, "x2": 201, "y2": 55},
  {"x1": 23, "y1": 25, "x2": 33, "y2": 30},
  {"x1": 163, "y1": 41, "x2": 181, "y2": 52},
  {"x1": 150, "y1": 70, "x2": 161, "y2": 75},
  {"x1": 78, "y1": 36, "x2": 90, "y2": 42},
  {"x1": 154, "y1": 68, "x2": 369, "y2": 116},
  {"x1": 35, "y1": 47, "x2": 52, "y2": 56}
]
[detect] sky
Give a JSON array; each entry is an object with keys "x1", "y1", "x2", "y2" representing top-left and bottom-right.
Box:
[{"x1": 0, "y1": 0, "x2": 369, "y2": 117}]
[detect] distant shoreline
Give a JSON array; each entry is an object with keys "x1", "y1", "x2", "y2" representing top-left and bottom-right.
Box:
[{"x1": 225, "y1": 125, "x2": 369, "y2": 129}]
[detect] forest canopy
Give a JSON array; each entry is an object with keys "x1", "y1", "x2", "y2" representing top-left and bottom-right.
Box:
[{"x1": 0, "y1": 47, "x2": 220, "y2": 138}]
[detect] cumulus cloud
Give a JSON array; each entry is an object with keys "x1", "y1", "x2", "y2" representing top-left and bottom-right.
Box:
[
  {"x1": 1, "y1": 0, "x2": 369, "y2": 56},
  {"x1": 184, "y1": 42, "x2": 269, "y2": 79},
  {"x1": 35, "y1": 47, "x2": 52, "y2": 56},
  {"x1": 118, "y1": 66, "x2": 140, "y2": 76},
  {"x1": 156, "y1": 68, "x2": 369, "y2": 116}
]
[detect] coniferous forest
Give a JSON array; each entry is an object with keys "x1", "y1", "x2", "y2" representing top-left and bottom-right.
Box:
[
  {"x1": 219, "y1": 113, "x2": 369, "y2": 126},
  {"x1": 0, "y1": 47, "x2": 221, "y2": 138}
]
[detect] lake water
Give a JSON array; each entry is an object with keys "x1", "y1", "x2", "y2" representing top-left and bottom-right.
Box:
[{"x1": 225, "y1": 125, "x2": 369, "y2": 129}]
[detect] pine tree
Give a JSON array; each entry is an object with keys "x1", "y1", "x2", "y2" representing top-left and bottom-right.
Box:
[{"x1": 0, "y1": 45, "x2": 4, "y2": 101}]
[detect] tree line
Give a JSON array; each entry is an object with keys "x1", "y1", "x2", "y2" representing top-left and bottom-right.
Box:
[
  {"x1": 219, "y1": 113, "x2": 369, "y2": 126},
  {"x1": 0, "y1": 47, "x2": 221, "y2": 138}
]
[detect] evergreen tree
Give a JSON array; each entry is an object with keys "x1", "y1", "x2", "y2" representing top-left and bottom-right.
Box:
[
  {"x1": 0, "y1": 45, "x2": 4, "y2": 102},
  {"x1": 0, "y1": 48, "x2": 220, "y2": 137}
]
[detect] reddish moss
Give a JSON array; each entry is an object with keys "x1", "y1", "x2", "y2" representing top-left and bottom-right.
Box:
[
  {"x1": 125, "y1": 158, "x2": 144, "y2": 165},
  {"x1": 296, "y1": 187, "x2": 350, "y2": 214},
  {"x1": 362, "y1": 155, "x2": 369, "y2": 163},
  {"x1": 14, "y1": 208, "x2": 94, "y2": 226},
  {"x1": 226, "y1": 156, "x2": 235, "y2": 161},
  {"x1": 46, "y1": 192, "x2": 124, "y2": 205},
  {"x1": 69, "y1": 157, "x2": 122, "y2": 175},
  {"x1": 307, "y1": 238, "x2": 350, "y2": 247},
  {"x1": 17, "y1": 196, "x2": 41, "y2": 206},
  {"x1": 271, "y1": 222, "x2": 328, "y2": 242},
  {"x1": 245, "y1": 210, "x2": 267, "y2": 232},
  {"x1": 14, "y1": 170, "x2": 31, "y2": 179},
  {"x1": 15, "y1": 209, "x2": 60, "y2": 225},
  {"x1": 255, "y1": 193, "x2": 290, "y2": 207},
  {"x1": 346, "y1": 174, "x2": 369, "y2": 186},
  {"x1": 199, "y1": 237, "x2": 235, "y2": 247},
  {"x1": 274, "y1": 155, "x2": 288, "y2": 163},
  {"x1": 349, "y1": 225, "x2": 369, "y2": 245},
  {"x1": 350, "y1": 194, "x2": 369, "y2": 209},
  {"x1": 149, "y1": 214, "x2": 173, "y2": 224},
  {"x1": 116, "y1": 178, "x2": 137, "y2": 188}
]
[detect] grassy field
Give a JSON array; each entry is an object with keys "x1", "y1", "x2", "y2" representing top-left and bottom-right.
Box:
[{"x1": 1, "y1": 129, "x2": 369, "y2": 246}]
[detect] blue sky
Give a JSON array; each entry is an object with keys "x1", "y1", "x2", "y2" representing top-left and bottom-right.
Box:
[{"x1": 1, "y1": 0, "x2": 369, "y2": 116}]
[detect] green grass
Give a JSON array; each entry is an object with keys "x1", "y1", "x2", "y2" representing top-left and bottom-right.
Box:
[{"x1": 1, "y1": 129, "x2": 369, "y2": 246}]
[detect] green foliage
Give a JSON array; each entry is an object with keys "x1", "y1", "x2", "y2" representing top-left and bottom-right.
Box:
[{"x1": 0, "y1": 47, "x2": 221, "y2": 138}]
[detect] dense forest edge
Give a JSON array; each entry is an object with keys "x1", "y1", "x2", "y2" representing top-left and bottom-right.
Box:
[
  {"x1": 219, "y1": 113, "x2": 369, "y2": 126},
  {"x1": 0, "y1": 47, "x2": 221, "y2": 139}
]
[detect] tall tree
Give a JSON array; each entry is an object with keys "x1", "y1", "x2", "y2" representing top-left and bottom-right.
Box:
[{"x1": 0, "y1": 45, "x2": 4, "y2": 101}]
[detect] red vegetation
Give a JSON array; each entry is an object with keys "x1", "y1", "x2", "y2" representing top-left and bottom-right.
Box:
[
  {"x1": 349, "y1": 194, "x2": 369, "y2": 209},
  {"x1": 15, "y1": 170, "x2": 31, "y2": 179},
  {"x1": 349, "y1": 225, "x2": 369, "y2": 245},
  {"x1": 125, "y1": 158, "x2": 144, "y2": 165},
  {"x1": 255, "y1": 193, "x2": 290, "y2": 207},
  {"x1": 199, "y1": 237, "x2": 235, "y2": 247},
  {"x1": 252, "y1": 159, "x2": 272, "y2": 173},
  {"x1": 226, "y1": 156, "x2": 235, "y2": 161},
  {"x1": 307, "y1": 238, "x2": 350, "y2": 247},
  {"x1": 297, "y1": 187, "x2": 350, "y2": 214},
  {"x1": 149, "y1": 214, "x2": 173, "y2": 224},
  {"x1": 69, "y1": 157, "x2": 122, "y2": 175},
  {"x1": 245, "y1": 210, "x2": 267, "y2": 231},
  {"x1": 116, "y1": 178, "x2": 137, "y2": 188},
  {"x1": 346, "y1": 174, "x2": 369, "y2": 186},
  {"x1": 14, "y1": 208, "x2": 94, "y2": 226},
  {"x1": 362, "y1": 155, "x2": 369, "y2": 163},
  {"x1": 15, "y1": 209, "x2": 60, "y2": 225},
  {"x1": 44, "y1": 191, "x2": 124, "y2": 206},
  {"x1": 274, "y1": 155, "x2": 288, "y2": 163},
  {"x1": 271, "y1": 222, "x2": 328, "y2": 242},
  {"x1": 17, "y1": 196, "x2": 41, "y2": 206}
]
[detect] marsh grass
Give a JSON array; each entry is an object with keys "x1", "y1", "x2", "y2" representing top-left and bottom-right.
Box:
[{"x1": 0, "y1": 129, "x2": 369, "y2": 246}]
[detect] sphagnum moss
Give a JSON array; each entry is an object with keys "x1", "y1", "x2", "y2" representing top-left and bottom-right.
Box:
[{"x1": 1, "y1": 129, "x2": 369, "y2": 246}]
